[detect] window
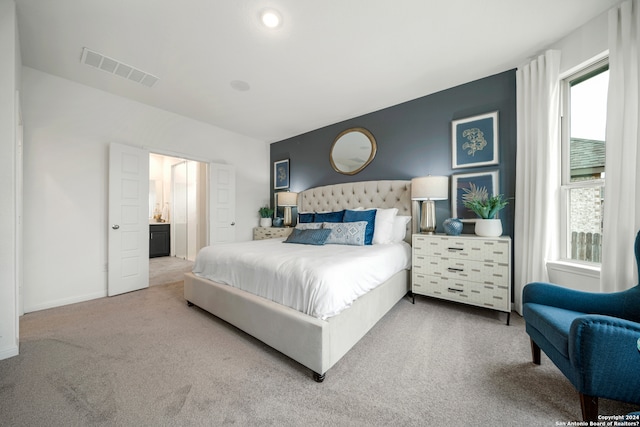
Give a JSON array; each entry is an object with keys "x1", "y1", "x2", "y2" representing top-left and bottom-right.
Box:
[{"x1": 561, "y1": 60, "x2": 608, "y2": 263}]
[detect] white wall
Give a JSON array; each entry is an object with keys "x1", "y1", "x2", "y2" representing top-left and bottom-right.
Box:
[
  {"x1": 552, "y1": 10, "x2": 610, "y2": 76},
  {"x1": 0, "y1": 0, "x2": 20, "y2": 359},
  {"x1": 21, "y1": 66, "x2": 269, "y2": 313}
]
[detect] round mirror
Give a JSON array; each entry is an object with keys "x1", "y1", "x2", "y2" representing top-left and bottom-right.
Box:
[{"x1": 330, "y1": 127, "x2": 377, "y2": 175}]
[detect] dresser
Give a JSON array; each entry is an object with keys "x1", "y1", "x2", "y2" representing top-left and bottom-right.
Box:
[
  {"x1": 253, "y1": 227, "x2": 293, "y2": 240},
  {"x1": 411, "y1": 233, "x2": 512, "y2": 324}
]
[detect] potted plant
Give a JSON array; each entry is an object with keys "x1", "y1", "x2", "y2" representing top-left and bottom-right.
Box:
[
  {"x1": 258, "y1": 206, "x2": 274, "y2": 227},
  {"x1": 461, "y1": 183, "x2": 508, "y2": 237}
]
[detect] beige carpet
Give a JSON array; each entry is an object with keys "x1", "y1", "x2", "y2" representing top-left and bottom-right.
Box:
[
  {"x1": 1, "y1": 282, "x2": 638, "y2": 426},
  {"x1": 149, "y1": 256, "x2": 194, "y2": 286}
]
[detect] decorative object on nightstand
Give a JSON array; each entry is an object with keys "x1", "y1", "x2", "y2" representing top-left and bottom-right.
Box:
[
  {"x1": 411, "y1": 175, "x2": 449, "y2": 234},
  {"x1": 277, "y1": 191, "x2": 298, "y2": 227},
  {"x1": 258, "y1": 206, "x2": 274, "y2": 228},
  {"x1": 461, "y1": 183, "x2": 508, "y2": 237},
  {"x1": 411, "y1": 233, "x2": 512, "y2": 324},
  {"x1": 442, "y1": 218, "x2": 463, "y2": 236},
  {"x1": 272, "y1": 217, "x2": 283, "y2": 227}
]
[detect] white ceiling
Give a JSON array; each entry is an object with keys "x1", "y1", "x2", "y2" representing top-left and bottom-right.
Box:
[{"x1": 15, "y1": 0, "x2": 621, "y2": 143}]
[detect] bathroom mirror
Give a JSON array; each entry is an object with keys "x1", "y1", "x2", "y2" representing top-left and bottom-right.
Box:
[{"x1": 330, "y1": 127, "x2": 377, "y2": 175}]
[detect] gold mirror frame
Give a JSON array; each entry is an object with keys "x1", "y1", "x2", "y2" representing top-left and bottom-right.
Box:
[{"x1": 329, "y1": 127, "x2": 377, "y2": 175}]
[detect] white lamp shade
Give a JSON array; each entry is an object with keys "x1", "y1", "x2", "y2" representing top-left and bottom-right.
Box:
[
  {"x1": 278, "y1": 191, "x2": 298, "y2": 206},
  {"x1": 411, "y1": 176, "x2": 449, "y2": 200}
]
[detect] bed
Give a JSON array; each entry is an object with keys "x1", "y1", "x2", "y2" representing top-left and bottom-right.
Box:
[{"x1": 184, "y1": 180, "x2": 416, "y2": 381}]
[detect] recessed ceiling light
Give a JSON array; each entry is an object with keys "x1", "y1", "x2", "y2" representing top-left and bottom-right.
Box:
[{"x1": 260, "y1": 9, "x2": 282, "y2": 29}]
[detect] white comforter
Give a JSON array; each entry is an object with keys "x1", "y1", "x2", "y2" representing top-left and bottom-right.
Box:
[{"x1": 192, "y1": 238, "x2": 411, "y2": 320}]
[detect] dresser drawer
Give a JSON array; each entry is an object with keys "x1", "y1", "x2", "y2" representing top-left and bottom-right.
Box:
[
  {"x1": 413, "y1": 235, "x2": 509, "y2": 263},
  {"x1": 413, "y1": 272, "x2": 473, "y2": 303},
  {"x1": 413, "y1": 254, "x2": 509, "y2": 286},
  {"x1": 474, "y1": 283, "x2": 510, "y2": 311}
]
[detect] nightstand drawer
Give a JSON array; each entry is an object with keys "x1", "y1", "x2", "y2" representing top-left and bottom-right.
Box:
[{"x1": 253, "y1": 227, "x2": 293, "y2": 240}]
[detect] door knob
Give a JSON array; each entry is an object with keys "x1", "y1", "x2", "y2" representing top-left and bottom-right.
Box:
[
  {"x1": 231, "y1": 222, "x2": 236, "y2": 226},
  {"x1": 112, "y1": 224, "x2": 120, "y2": 230}
]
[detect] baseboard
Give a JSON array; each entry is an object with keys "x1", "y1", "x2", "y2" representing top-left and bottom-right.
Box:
[
  {"x1": 24, "y1": 290, "x2": 107, "y2": 313},
  {"x1": 0, "y1": 344, "x2": 19, "y2": 360}
]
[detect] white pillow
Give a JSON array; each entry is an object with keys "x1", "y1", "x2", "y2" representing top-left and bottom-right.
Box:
[
  {"x1": 390, "y1": 215, "x2": 411, "y2": 243},
  {"x1": 372, "y1": 208, "x2": 399, "y2": 244}
]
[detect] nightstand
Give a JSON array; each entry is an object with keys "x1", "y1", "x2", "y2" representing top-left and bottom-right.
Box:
[
  {"x1": 411, "y1": 233, "x2": 512, "y2": 324},
  {"x1": 253, "y1": 227, "x2": 294, "y2": 240}
]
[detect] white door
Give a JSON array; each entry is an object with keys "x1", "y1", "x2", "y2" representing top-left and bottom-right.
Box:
[
  {"x1": 108, "y1": 143, "x2": 149, "y2": 296},
  {"x1": 209, "y1": 163, "x2": 236, "y2": 244}
]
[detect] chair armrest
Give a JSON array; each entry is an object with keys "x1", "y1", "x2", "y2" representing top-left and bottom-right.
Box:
[
  {"x1": 569, "y1": 315, "x2": 640, "y2": 402},
  {"x1": 523, "y1": 282, "x2": 632, "y2": 318}
]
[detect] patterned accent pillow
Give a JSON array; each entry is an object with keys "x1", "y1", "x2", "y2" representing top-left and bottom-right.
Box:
[
  {"x1": 323, "y1": 221, "x2": 367, "y2": 246},
  {"x1": 284, "y1": 228, "x2": 332, "y2": 245},
  {"x1": 343, "y1": 209, "x2": 377, "y2": 245},
  {"x1": 314, "y1": 210, "x2": 345, "y2": 223},
  {"x1": 295, "y1": 222, "x2": 322, "y2": 230}
]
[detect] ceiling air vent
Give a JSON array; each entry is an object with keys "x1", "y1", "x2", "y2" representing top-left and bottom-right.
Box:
[{"x1": 80, "y1": 47, "x2": 159, "y2": 88}]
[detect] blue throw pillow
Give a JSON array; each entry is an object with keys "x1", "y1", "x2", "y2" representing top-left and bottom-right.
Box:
[
  {"x1": 314, "y1": 210, "x2": 345, "y2": 223},
  {"x1": 298, "y1": 212, "x2": 315, "y2": 223},
  {"x1": 283, "y1": 228, "x2": 332, "y2": 245},
  {"x1": 323, "y1": 221, "x2": 367, "y2": 246},
  {"x1": 343, "y1": 209, "x2": 376, "y2": 245}
]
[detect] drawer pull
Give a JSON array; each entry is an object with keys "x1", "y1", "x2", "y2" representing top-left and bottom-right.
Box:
[
  {"x1": 447, "y1": 267, "x2": 464, "y2": 272},
  {"x1": 447, "y1": 288, "x2": 463, "y2": 293},
  {"x1": 447, "y1": 247, "x2": 463, "y2": 252}
]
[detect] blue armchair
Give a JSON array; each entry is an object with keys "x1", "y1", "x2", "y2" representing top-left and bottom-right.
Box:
[{"x1": 522, "y1": 231, "x2": 640, "y2": 421}]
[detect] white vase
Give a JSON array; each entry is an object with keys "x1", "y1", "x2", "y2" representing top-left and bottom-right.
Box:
[
  {"x1": 259, "y1": 217, "x2": 272, "y2": 227},
  {"x1": 475, "y1": 219, "x2": 502, "y2": 237}
]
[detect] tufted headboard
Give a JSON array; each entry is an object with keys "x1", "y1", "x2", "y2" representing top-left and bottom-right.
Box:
[{"x1": 297, "y1": 180, "x2": 418, "y2": 243}]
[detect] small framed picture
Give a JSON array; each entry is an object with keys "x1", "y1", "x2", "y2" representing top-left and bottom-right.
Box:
[
  {"x1": 451, "y1": 111, "x2": 498, "y2": 169},
  {"x1": 451, "y1": 170, "x2": 499, "y2": 222},
  {"x1": 274, "y1": 159, "x2": 290, "y2": 189}
]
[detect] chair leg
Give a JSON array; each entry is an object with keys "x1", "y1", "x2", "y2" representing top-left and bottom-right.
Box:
[
  {"x1": 530, "y1": 339, "x2": 541, "y2": 365},
  {"x1": 580, "y1": 393, "x2": 598, "y2": 421}
]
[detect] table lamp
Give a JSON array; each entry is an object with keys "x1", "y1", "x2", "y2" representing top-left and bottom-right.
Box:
[
  {"x1": 278, "y1": 191, "x2": 298, "y2": 227},
  {"x1": 411, "y1": 176, "x2": 449, "y2": 234}
]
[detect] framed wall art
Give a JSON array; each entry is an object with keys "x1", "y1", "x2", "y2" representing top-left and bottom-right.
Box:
[
  {"x1": 451, "y1": 170, "x2": 499, "y2": 222},
  {"x1": 274, "y1": 159, "x2": 290, "y2": 189},
  {"x1": 451, "y1": 111, "x2": 498, "y2": 169}
]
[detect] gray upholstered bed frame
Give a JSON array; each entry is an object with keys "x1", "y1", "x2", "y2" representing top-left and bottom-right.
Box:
[{"x1": 184, "y1": 180, "x2": 416, "y2": 381}]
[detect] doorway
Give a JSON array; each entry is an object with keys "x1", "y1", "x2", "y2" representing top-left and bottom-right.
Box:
[
  {"x1": 149, "y1": 153, "x2": 207, "y2": 286},
  {"x1": 109, "y1": 146, "x2": 235, "y2": 295}
]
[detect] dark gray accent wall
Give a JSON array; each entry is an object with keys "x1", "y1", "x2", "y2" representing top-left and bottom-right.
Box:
[{"x1": 270, "y1": 69, "x2": 517, "y2": 237}]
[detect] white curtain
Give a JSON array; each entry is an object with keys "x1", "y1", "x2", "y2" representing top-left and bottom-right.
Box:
[
  {"x1": 601, "y1": 0, "x2": 640, "y2": 292},
  {"x1": 513, "y1": 50, "x2": 562, "y2": 314}
]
